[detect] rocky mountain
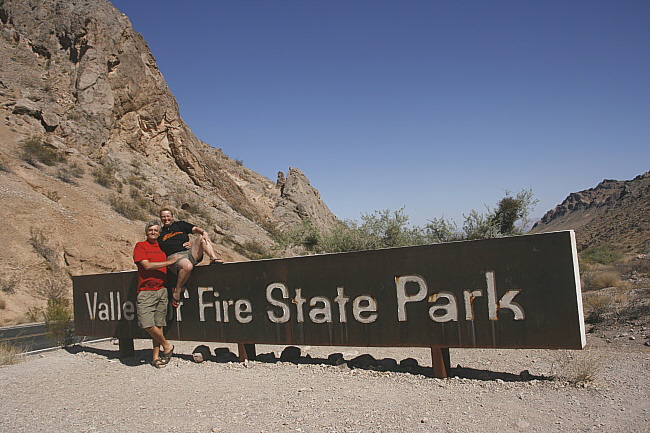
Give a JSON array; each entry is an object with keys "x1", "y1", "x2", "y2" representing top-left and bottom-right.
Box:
[
  {"x1": 530, "y1": 171, "x2": 650, "y2": 253},
  {"x1": 0, "y1": 0, "x2": 337, "y2": 324}
]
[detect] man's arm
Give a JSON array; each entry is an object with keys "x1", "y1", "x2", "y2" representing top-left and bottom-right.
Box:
[
  {"x1": 192, "y1": 226, "x2": 211, "y2": 242},
  {"x1": 138, "y1": 254, "x2": 180, "y2": 271}
]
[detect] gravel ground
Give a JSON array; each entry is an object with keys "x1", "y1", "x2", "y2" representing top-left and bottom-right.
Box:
[{"x1": 0, "y1": 333, "x2": 648, "y2": 433}]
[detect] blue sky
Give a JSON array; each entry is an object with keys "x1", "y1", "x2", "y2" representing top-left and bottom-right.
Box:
[{"x1": 109, "y1": 0, "x2": 649, "y2": 227}]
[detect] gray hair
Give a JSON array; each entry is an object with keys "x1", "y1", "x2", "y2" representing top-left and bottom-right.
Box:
[{"x1": 145, "y1": 220, "x2": 161, "y2": 233}]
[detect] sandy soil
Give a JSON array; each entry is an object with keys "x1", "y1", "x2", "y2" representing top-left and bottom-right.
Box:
[{"x1": 0, "y1": 329, "x2": 648, "y2": 433}]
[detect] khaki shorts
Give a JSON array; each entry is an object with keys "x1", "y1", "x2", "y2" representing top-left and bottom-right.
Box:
[
  {"x1": 137, "y1": 288, "x2": 168, "y2": 329},
  {"x1": 167, "y1": 249, "x2": 201, "y2": 274}
]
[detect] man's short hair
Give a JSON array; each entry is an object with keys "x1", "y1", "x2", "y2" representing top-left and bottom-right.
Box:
[
  {"x1": 159, "y1": 207, "x2": 174, "y2": 217},
  {"x1": 145, "y1": 220, "x2": 161, "y2": 233}
]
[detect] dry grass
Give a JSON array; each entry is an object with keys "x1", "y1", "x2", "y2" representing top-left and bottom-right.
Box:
[
  {"x1": 583, "y1": 292, "x2": 613, "y2": 323},
  {"x1": 29, "y1": 227, "x2": 59, "y2": 269},
  {"x1": 552, "y1": 349, "x2": 608, "y2": 385},
  {"x1": 0, "y1": 342, "x2": 22, "y2": 366},
  {"x1": 0, "y1": 274, "x2": 18, "y2": 294},
  {"x1": 582, "y1": 270, "x2": 624, "y2": 290},
  {"x1": 26, "y1": 306, "x2": 43, "y2": 322}
]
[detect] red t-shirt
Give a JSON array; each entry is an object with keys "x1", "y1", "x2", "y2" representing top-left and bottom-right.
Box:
[{"x1": 133, "y1": 240, "x2": 168, "y2": 292}]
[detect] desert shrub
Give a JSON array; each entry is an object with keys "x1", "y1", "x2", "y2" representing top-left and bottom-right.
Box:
[
  {"x1": 35, "y1": 277, "x2": 68, "y2": 301},
  {"x1": 45, "y1": 190, "x2": 60, "y2": 202},
  {"x1": 0, "y1": 341, "x2": 22, "y2": 365},
  {"x1": 583, "y1": 271, "x2": 622, "y2": 290},
  {"x1": 298, "y1": 189, "x2": 538, "y2": 254},
  {"x1": 57, "y1": 161, "x2": 84, "y2": 184},
  {"x1": 109, "y1": 193, "x2": 149, "y2": 221},
  {"x1": 26, "y1": 306, "x2": 44, "y2": 322},
  {"x1": 176, "y1": 198, "x2": 213, "y2": 226},
  {"x1": 44, "y1": 296, "x2": 73, "y2": 346},
  {"x1": 583, "y1": 293, "x2": 613, "y2": 323},
  {"x1": 127, "y1": 174, "x2": 145, "y2": 190},
  {"x1": 0, "y1": 274, "x2": 18, "y2": 294},
  {"x1": 624, "y1": 257, "x2": 650, "y2": 278},
  {"x1": 552, "y1": 350, "x2": 607, "y2": 385},
  {"x1": 92, "y1": 158, "x2": 122, "y2": 190},
  {"x1": 0, "y1": 158, "x2": 10, "y2": 172},
  {"x1": 580, "y1": 244, "x2": 622, "y2": 265},
  {"x1": 129, "y1": 188, "x2": 156, "y2": 213},
  {"x1": 422, "y1": 217, "x2": 463, "y2": 243},
  {"x1": 241, "y1": 240, "x2": 274, "y2": 260},
  {"x1": 19, "y1": 136, "x2": 65, "y2": 166},
  {"x1": 33, "y1": 277, "x2": 73, "y2": 345},
  {"x1": 29, "y1": 227, "x2": 59, "y2": 269}
]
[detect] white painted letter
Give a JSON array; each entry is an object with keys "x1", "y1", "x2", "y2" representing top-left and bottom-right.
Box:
[
  {"x1": 266, "y1": 283, "x2": 290, "y2": 323},
  {"x1": 486, "y1": 271, "x2": 525, "y2": 320},
  {"x1": 85, "y1": 292, "x2": 97, "y2": 320},
  {"x1": 235, "y1": 299, "x2": 253, "y2": 323},
  {"x1": 123, "y1": 301, "x2": 135, "y2": 321},
  {"x1": 309, "y1": 296, "x2": 332, "y2": 323},
  {"x1": 396, "y1": 275, "x2": 428, "y2": 321},
  {"x1": 293, "y1": 288, "x2": 307, "y2": 323},
  {"x1": 198, "y1": 286, "x2": 214, "y2": 322},
  {"x1": 428, "y1": 291, "x2": 458, "y2": 322},
  {"x1": 353, "y1": 295, "x2": 378, "y2": 324},
  {"x1": 334, "y1": 286, "x2": 350, "y2": 323},
  {"x1": 463, "y1": 290, "x2": 483, "y2": 321}
]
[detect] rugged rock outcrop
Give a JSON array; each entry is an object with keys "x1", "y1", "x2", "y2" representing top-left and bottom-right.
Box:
[
  {"x1": 531, "y1": 171, "x2": 650, "y2": 252},
  {"x1": 0, "y1": 0, "x2": 337, "y2": 324}
]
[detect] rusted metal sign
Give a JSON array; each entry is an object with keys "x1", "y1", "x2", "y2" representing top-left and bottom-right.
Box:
[{"x1": 73, "y1": 230, "x2": 586, "y2": 349}]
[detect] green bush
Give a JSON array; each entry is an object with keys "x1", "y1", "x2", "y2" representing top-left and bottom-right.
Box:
[
  {"x1": 580, "y1": 244, "x2": 622, "y2": 265},
  {"x1": 44, "y1": 296, "x2": 73, "y2": 347},
  {"x1": 276, "y1": 189, "x2": 538, "y2": 254}
]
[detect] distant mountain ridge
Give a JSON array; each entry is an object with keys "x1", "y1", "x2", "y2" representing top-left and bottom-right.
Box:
[{"x1": 531, "y1": 171, "x2": 650, "y2": 253}]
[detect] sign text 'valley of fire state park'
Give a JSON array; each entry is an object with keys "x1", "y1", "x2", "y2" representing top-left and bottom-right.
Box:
[{"x1": 73, "y1": 230, "x2": 586, "y2": 350}]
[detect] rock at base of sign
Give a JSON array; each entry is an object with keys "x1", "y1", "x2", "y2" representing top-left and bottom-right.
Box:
[
  {"x1": 328, "y1": 353, "x2": 346, "y2": 366},
  {"x1": 255, "y1": 352, "x2": 277, "y2": 363},
  {"x1": 280, "y1": 346, "x2": 301, "y2": 362},
  {"x1": 192, "y1": 345, "x2": 212, "y2": 363},
  {"x1": 400, "y1": 358, "x2": 419, "y2": 368},
  {"x1": 349, "y1": 354, "x2": 376, "y2": 369},
  {"x1": 213, "y1": 347, "x2": 238, "y2": 362},
  {"x1": 378, "y1": 358, "x2": 399, "y2": 371}
]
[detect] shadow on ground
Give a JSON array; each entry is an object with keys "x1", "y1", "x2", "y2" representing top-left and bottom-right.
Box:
[{"x1": 66, "y1": 343, "x2": 551, "y2": 382}]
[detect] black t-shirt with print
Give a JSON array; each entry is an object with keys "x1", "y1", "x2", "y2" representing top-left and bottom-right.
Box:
[{"x1": 158, "y1": 220, "x2": 195, "y2": 256}]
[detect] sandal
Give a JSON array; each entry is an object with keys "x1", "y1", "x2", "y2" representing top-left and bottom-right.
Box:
[
  {"x1": 160, "y1": 345, "x2": 174, "y2": 364},
  {"x1": 152, "y1": 358, "x2": 166, "y2": 369}
]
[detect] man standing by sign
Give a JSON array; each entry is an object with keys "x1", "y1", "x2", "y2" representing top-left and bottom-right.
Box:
[
  {"x1": 158, "y1": 208, "x2": 222, "y2": 308},
  {"x1": 134, "y1": 221, "x2": 180, "y2": 368}
]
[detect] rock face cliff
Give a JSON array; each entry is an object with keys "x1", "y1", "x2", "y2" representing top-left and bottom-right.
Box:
[
  {"x1": 531, "y1": 171, "x2": 650, "y2": 253},
  {"x1": 0, "y1": 0, "x2": 337, "y2": 324}
]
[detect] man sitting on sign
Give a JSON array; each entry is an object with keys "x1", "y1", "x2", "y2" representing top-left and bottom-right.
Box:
[
  {"x1": 133, "y1": 220, "x2": 180, "y2": 368},
  {"x1": 158, "y1": 207, "x2": 223, "y2": 308}
]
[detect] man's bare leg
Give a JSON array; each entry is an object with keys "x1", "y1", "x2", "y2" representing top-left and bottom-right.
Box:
[
  {"x1": 144, "y1": 325, "x2": 172, "y2": 361},
  {"x1": 172, "y1": 257, "x2": 193, "y2": 303},
  {"x1": 192, "y1": 236, "x2": 220, "y2": 263}
]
